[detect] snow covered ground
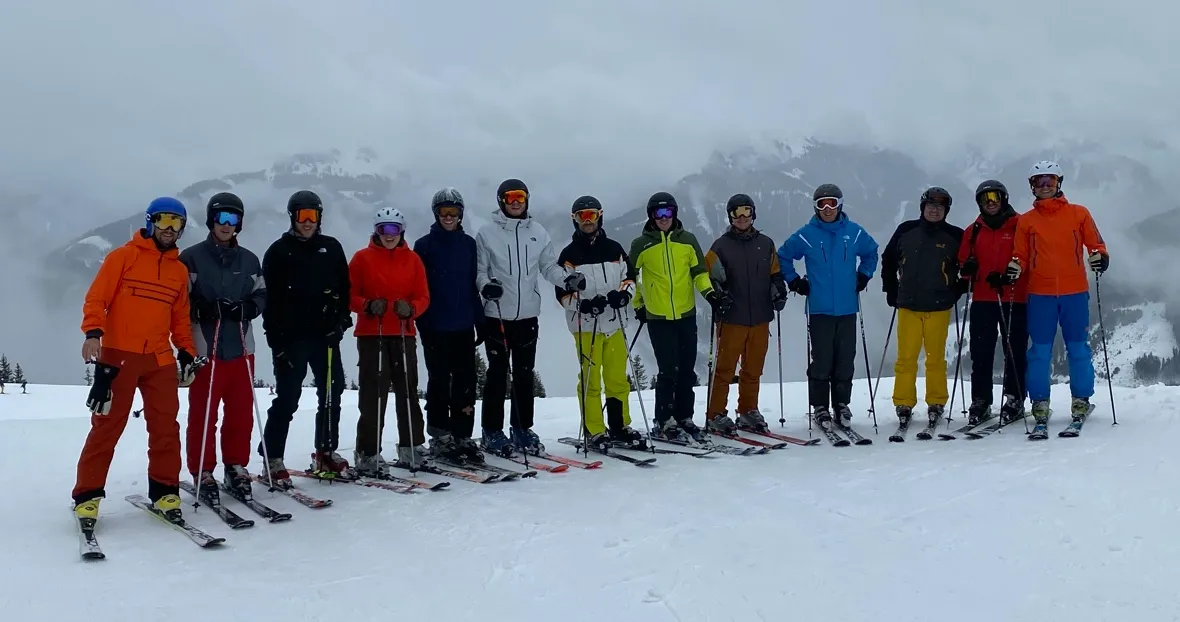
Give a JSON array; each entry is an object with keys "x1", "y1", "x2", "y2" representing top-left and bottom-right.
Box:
[{"x1": 1, "y1": 378, "x2": 1175, "y2": 622}]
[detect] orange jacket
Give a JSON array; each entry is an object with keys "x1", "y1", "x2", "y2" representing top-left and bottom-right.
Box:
[
  {"x1": 1011, "y1": 195, "x2": 1108, "y2": 296},
  {"x1": 348, "y1": 238, "x2": 430, "y2": 337},
  {"x1": 81, "y1": 231, "x2": 195, "y2": 367}
]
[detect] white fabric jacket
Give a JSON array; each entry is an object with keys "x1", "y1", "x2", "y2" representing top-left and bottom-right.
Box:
[
  {"x1": 475, "y1": 210, "x2": 569, "y2": 320},
  {"x1": 556, "y1": 234, "x2": 635, "y2": 337}
]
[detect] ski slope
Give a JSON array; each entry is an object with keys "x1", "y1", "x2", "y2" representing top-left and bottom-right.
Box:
[{"x1": 1, "y1": 378, "x2": 1175, "y2": 622}]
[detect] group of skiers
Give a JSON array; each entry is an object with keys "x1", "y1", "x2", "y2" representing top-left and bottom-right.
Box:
[{"x1": 70, "y1": 159, "x2": 1109, "y2": 523}]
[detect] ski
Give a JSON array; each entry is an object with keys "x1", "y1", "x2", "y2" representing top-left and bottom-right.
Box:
[
  {"x1": 497, "y1": 452, "x2": 570, "y2": 473},
  {"x1": 291, "y1": 471, "x2": 417, "y2": 494},
  {"x1": 1028, "y1": 410, "x2": 1053, "y2": 441},
  {"x1": 558, "y1": 437, "x2": 658, "y2": 465},
  {"x1": 1059, "y1": 404, "x2": 1095, "y2": 438},
  {"x1": 739, "y1": 426, "x2": 821, "y2": 446},
  {"x1": 710, "y1": 430, "x2": 788, "y2": 450},
  {"x1": 835, "y1": 424, "x2": 874, "y2": 445},
  {"x1": 816, "y1": 422, "x2": 851, "y2": 447},
  {"x1": 250, "y1": 474, "x2": 333, "y2": 508},
  {"x1": 965, "y1": 413, "x2": 1028, "y2": 439},
  {"x1": 179, "y1": 481, "x2": 256, "y2": 529},
  {"x1": 646, "y1": 444, "x2": 716, "y2": 458},
  {"x1": 376, "y1": 472, "x2": 450, "y2": 491},
  {"x1": 648, "y1": 433, "x2": 765, "y2": 456},
  {"x1": 75, "y1": 513, "x2": 104, "y2": 560},
  {"x1": 938, "y1": 413, "x2": 997, "y2": 441},
  {"x1": 914, "y1": 419, "x2": 940, "y2": 441},
  {"x1": 388, "y1": 460, "x2": 500, "y2": 484},
  {"x1": 124, "y1": 494, "x2": 226, "y2": 548},
  {"x1": 889, "y1": 418, "x2": 911, "y2": 443},
  {"x1": 216, "y1": 481, "x2": 293, "y2": 522},
  {"x1": 439, "y1": 456, "x2": 532, "y2": 480},
  {"x1": 535, "y1": 451, "x2": 603, "y2": 469}
]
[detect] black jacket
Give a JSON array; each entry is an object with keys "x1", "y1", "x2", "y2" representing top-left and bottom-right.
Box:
[
  {"x1": 706, "y1": 227, "x2": 782, "y2": 327},
  {"x1": 262, "y1": 231, "x2": 352, "y2": 348},
  {"x1": 413, "y1": 223, "x2": 485, "y2": 333},
  {"x1": 881, "y1": 219, "x2": 964, "y2": 312}
]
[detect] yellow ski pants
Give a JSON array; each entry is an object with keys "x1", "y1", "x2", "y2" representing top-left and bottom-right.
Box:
[
  {"x1": 892, "y1": 308, "x2": 952, "y2": 408},
  {"x1": 574, "y1": 330, "x2": 632, "y2": 436}
]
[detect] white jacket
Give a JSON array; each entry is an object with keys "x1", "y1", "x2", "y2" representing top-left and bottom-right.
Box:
[
  {"x1": 475, "y1": 210, "x2": 570, "y2": 320},
  {"x1": 556, "y1": 236, "x2": 635, "y2": 337}
]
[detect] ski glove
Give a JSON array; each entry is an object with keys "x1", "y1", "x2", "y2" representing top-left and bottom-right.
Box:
[
  {"x1": 856, "y1": 273, "x2": 870, "y2": 292},
  {"x1": 985, "y1": 271, "x2": 1005, "y2": 290},
  {"x1": 1088, "y1": 252, "x2": 1109, "y2": 274},
  {"x1": 86, "y1": 362, "x2": 119, "y2": 416},
  {"x1": 606, "y1": 289, "x2": 631, "y2": 309},
  {"x1": 770, "y1": 276, "x2": 788, "y2": 311},
  {"x1": 217, "y1": 299, "x2": 257, "y2": 322},
  {"x1": 394, "y1": 299, "x2": 414, "y2": 319},
  {"x1": 563, "y1": 271, "x2": 587, "y2": 292},
  {"x1": 885, "y1": 287, "x2": 898, "y2": 308},
  {"x1": 192, "y1": 298, "x2": 221, "y2": 322},
  {"x1": 705, "y1": 289, "x2": 733, "y2": 316},
  {"x1": 481, "y1": 280, "x2": 504, "y2": 301},
  {"x1": 578, "y1": 295, "x2": 608, "y2": 317},
  {"x1": 787, "y1": 277, "x2": 810, "y2": 296},
  {"x1": 634, "y1": 306, "x2": 648, "y2": 324},
  {"x1": 960, "y1": 257, "x2": 978, "y2": 278},
  {"x1": 365, "y1": 298, "x2": 388, "y2": 317},
  {"x1": 1002, "y1": 258, "x2": 1022, "y2": 284},
  {"x1": 177, "y1": 350, "x2": 207, "y2": 388}
]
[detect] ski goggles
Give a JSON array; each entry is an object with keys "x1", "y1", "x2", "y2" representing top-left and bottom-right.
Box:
[
  {"x1": 572, "y1": 208, "x2": 602, "y2": 225},
  {"x1": 652, "y1": 207, "x2": 675, "y2": 220},
  {"x1": 1031, "y1": 175, "x2": 1059, "y2": 189},
  {"x1": 501, "y1": 189, "x2": 528, "y2": 205},
  {"x1": 728, "y1": 205, "x2": 753, "y2": 218},
  {"x1": 814, "y1": 197, "x2": 843, "y2": 211},
  {"x1": 151, "y1": 212, "x2": 186, "y2": 231},
  {"x1": 375, "y1": 222, "x2": 403, "y2": 237},
  {"x1": 293, "y1": 208, "x2": 321, "y2": 224},
  {"x1": 977, "y1": 190, "x2": 1003, "y2": 205},
  {"x1": 212, "y1": 210, "x2": 241, "y2": 227},
  {"x1": 436, "y1": 206, "x2": 462, "y2": 219}
]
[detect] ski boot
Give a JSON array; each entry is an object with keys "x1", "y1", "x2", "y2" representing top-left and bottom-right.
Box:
[
  {"x1": 895, "y1": 405, "x2": 913, "y2": 427},
  {"x1": 967, "y1": 398, "x2": 990, "y2": 427},
  {"x1": 927, "y1": 404, "x2": 946, "y2": 425},
  {"x1": 396, "y1": 444, "x2": 432, "y2": 468},
  {"x1": 586, "y1": 432, "x2": 612, "y2": 452},
  {"x1": 429, "y1": 434, "x2": 465, "y2": 463},
  {"x1": 196, "y1": 470, "x2": 221, "y2": 504},
  {"x1": 608, "y1": 425, "x2": 647, "y2": 450},
  {"x1": 353, "y1": 451, "x2": 389, "y2": 478},
  {"x1": 480, "y1": 429, "x2": 514, "y2": 458},
  {"x1": 735, "y1": 410, "x2": 769, "y2": 433},
  {"x1": 651, "y1": 418, "x2": 686, "y2": 442},
  {"x1": 705, "y1": 413, "x2": 738, "y2": 435},
  {"x1": 1070, "y1": 397, "x2": 1092, "y2": 423},
  {"x1": 455, "y1": 436, "x2": 486, "y2": 465},
  {"x1": 677, "y1": 418, "x2": 708, "y2": 444},
  {"x1": 311, "y1": 451, "x2": 358, "y2": 481},
  {"x1": 152, "y1": 493, "x2": 183, "y2": 522},
  {"x1": 813, "y1": 405, "x2": 834, "y2": 430},
  {"x1": 1029, "y1": 399, "x2": 1051, "y2": 438},
  {"x1": 73, "y1": 497, "x2": 101, "y2": 520},
  {"x1": 265, "y1": 458, "x2": 294, "y2": 490},
  {"x1": 999, "y1": 394, "x2": 1025, "y2": 425},
  {"x1": 223, "y1": 465, "x2": 253, "y2": 498},
  {"x1": 510, "y1": 426, "x2": 545, "y2": 456},
  {"x1": 834, "y1": 404, "x2": 854, "y2": 428}
]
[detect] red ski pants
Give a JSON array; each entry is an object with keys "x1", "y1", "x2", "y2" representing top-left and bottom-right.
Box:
[{"x1": 186, "y1": 355, "x2": 255, "y2": 474}]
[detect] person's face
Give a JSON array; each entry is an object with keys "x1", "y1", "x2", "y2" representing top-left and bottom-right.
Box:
[
  {"x1": 1031, "y1": 175, "x2": 1059, "y2": 200},
  {"x1": 292, "y1": 208, "x2": 320, "y2": 238},
  {"x1": 501, "y1": 190, "x2": 528, "y2": 217},
  {"x1": 815, "y1": 197, "x2": 840, "y2": 223},
  {"x1": 150, "y1": 213, "x2": 184, "y2": 247},
  {"x1": 729, "y1": 205, "x2": 753, "y2": 231},
  {"x1": 652, "y1": 206, "x2": 675, "y2": 231},
  {"x1": 977, "y1": 191, "x2": 1002, "y2": 216},
  {"x1": 376, "y1": 223, "x2": 403, "y2": 248},
  {"x1": 436, "y1": 206, "x2": 461, "y2": 231},
  {"x1": 210, "y1": 210, "x2": 240, "y2": 243},
  {"x1": 922, "y1": 202, "x2": 947, "y2": 223}
]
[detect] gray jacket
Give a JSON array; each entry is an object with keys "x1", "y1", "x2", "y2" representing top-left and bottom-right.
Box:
[
  {"x1": 706, "y1": 227, "x2": 781, "y2": 327},
  {"x1": 178, "y1": 235, "x2": 267, "y2": 360}
]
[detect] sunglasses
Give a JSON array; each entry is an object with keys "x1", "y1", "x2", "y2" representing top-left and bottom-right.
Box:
[
  {"x1": 653, "y1": 207, "x2": 675, "y2": 220},
  {"x1": 977, "y1": 191, "x2": 1002, "y2": 205},
  {"x1": 151, "y1": 213, "x2": 186, "y2": 232},
  {"x1": 212, "y1": 211, "x2": 241, "y2": 227},
  {"x1": 1031, "y1": 175, "x2": 1058, "y2": 189},
  {"x1": 728, "y1": 205, "x2": 753, "y2": 219},
  {"x1": 437, "y1": 206, "x2": 462, "y2": 219},
  {"x1": 501, "y1": 189, "x2": 528, "y2": 205},
  {"x1": 572, "y1": 208, "x2": 602, "y2": 225},
  {"x1": 376, "y1": 223, "x2": 403, "y2": 237},
  {"x1": 814, "y1": 197, "x2": 842, "y2": 211},
  {"x1": 294, "y1": 208, "x2": 320, "y2": 224}
]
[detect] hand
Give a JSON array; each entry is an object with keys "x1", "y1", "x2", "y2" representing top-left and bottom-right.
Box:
[
  {"x1": 956, "y1": 278, "x2": 970, "y2": 295},
  {"x1": 1003, "y1": 259, "x2": 1022, "y2": 284},
  {"x1": 193, "y1": 299, "x2": 221, "y2": 321},
  {"x1": 705, "y1": 289, "x2": 733, "y2": 316},
  {"x1": 885, "y1": 288, "x2": 898, "y2": 308},
  {"x1": 634, "y1": 307, "x2": 648, "y2": 324},
  {"x1": 960, "y1": 257, "x2": 978, "y2": 278},
  {"x1": 177, "y1": 350, "x2": 207, "y2": 388},
  {"x1": 1088, "y1": 252, "x2": 1108, "y2": 274},
  {"x1": 394, "y1": 299, "x2": 414, "y2": 319},
  {"x1": 606, "y1": 289, "x2": 631, "y2": 309},
  {"x1": 86, "y1": 362, "x2": 119, "y2": 416},
  {"x1": 325, "y1": 325, "x2": 346, "y2": 345},
  {"x1": 788, "y1": 277, "x2": 810, "y2": 296},
  {"x1": 481, "y1": 280, "x2": 503, "y2": 301},
  {"x1": 81, "y1": 337, "x2": 101, "y2": 362},
  {"x1": 563, "y1": 272, "x2": 587, "y2": 292},
  {"x1": 578, "y1": 295, "x2": 607, "y2": 316},
  {"x1": 770, "y1": 276, "x2": 788, "y2": 311},
  {"x1": 985, "y1": 271, "x2": 1004, "y2": 290},
  {"x1": 365, "y1": 298, "x2": 388, "y2": 317},
  {"x1": 856, "y1": 273, "x2": 870, "y2": 292},
  {"x1": 217, "y1": 299, "x2": 255, "y2": 321}
]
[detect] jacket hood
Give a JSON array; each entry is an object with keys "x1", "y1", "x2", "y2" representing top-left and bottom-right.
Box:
[
  {"x1": 977, "y1": 204, "x2": 1018, "y2": 229},
  {"x1": 492, "y1": 208, "x2": 536, "y2": 230},
  {"x1": 807, "y1": 211, "x2": 850, "y2": 231},
  {"x1": 134, "y1": 228, "x2": 180, "y2": 256},
  {"x1": 1032, "y1": 194, "x2": 1070, "y2": 215}
]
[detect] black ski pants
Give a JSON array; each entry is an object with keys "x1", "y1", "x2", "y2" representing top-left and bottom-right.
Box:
[
  {"x1": 356, "y1": 335, "x2": 425, "y2": 456},
  {"x1": 421, "y1": 329, "x2": 477, "y2": 440},
  {"x1": 807, "y1": 313, "x2": 857, "y2": 408},
  {"x1": 969, "y1": 300, "x2": 1028, "y2": 403},
  {"x1": 647, "y1": 316, "x2": 698, "y2": 424},
  {"x1": 481, "y1": 317, "x2": 539, "y2": 432},
  {"x1": 260, "y1": 339, "x2": 345, "y2": 459}
]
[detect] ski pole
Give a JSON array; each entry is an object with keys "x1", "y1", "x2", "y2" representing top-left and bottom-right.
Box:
[
  {"x1": 240, "y1": 322, "x2": 276, "y2": 492},
  {"x1": 804, "y1": 299, "x2": 812, "y2": 434},
  {"x1": 192, "y1": 317, "x2": 222, "y2": 510},
  {"x1": 584, "y1": 314, "x2": 600, "y2": 446},
  {"x1": 628, "y1": 319, "x2": 647, "y2": 351},
  {"x1": 491, "y1": 300, "x2": 527, "y2": 467},
  {"x1": 871, "y1": 308, "x2": 897, "y2": 401},
  {"x1": 947, "y1": 298, "x2": 965, "y2": 428},
  {"x1": 957, "y1": 290, "x2": 971, "y2": 418},
  {"x1": 996, "y1": 285, "x2": 1030, "y2": 434},
  {"x1": 400, "y1": 319, "x2": 420, "y2": 473},
  {"x1": 856, "y1": 292, "x2": 878, "y2": 434},
  {"x1": 619, "y1": 310, "x2": 656, "y2": 455},
  {"x1": 574, "y1": 295, "x2": 588, "y2": 457},
  {"x1": 376, "y1": 319, "x2": 385, "y2": 465},
  {"x1": 776, "y1": 310, "x2": 785, "y2": 427},
  {"x1": 1095, "y1": 274, "x2": 1117, "y2": 425},
  {"x1": 325, "y1": 345, "x2": 334, "y2": 464},
  {"x1": 705, "y1": 308, "x2": 718, "y2": 422}
]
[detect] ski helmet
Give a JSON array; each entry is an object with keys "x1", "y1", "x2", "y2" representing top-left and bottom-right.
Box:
[
  {"x1": 1028, "y1": 160, "x2": 1064, "y2": 195},
  {"x1": 145, "y1": 197, "x2": 187, "y2": 237},
  {"x1": 206, "y1": 192, "x2": 244, "y2": 231},
  {"x1": 646, "y1": 192, "x2": 678, "y2": 220},
  {"x1": 571, "y1": 195, "x2": 604, "y2": 230},
  {"x1": 431, "y1": 187, "x2": 465, "y2": 220},
  {"x1": 920, "y1": 186, "x2": 952, "y2": 212},
  {"x1": 812, "y1": 184, "x2": 844, "y2": 213},
  {"x1": 974, "y1": 180, "x2": 1009, "y2": 209},
  {"x1": 726, "y1": 193, "x2": 756, "y2": 220},
  {"x1": 373, "y1": 207, "x2": 405, "y2": 238},
  {"x1": 496, "y1": 178, "x2": 529, "y2": 211},
  {"x1": 286, "y1": 190, "x2": 323, "y2": 228}
]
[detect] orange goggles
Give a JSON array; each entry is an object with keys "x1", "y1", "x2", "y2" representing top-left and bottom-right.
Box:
[
  {"x1": 294, "y1": 208, "x2": 320, "y2": 224},
  {"x1": 151, "y1": 213, "x2": 186, "y2": 232},
  {"x1": 437, "y1": 206, "x2": 462, "y2": 219},
  {"x1": 572, "y1": 208, "x2": 602, "y2": 225},
  {"x1": 977, "y1": 190, "x2": 1002, "y2": 205},
  {"x1": 501, "y1": 189, "x2": 528, "y2": 205},
  {"x1": 728, "y1": 205, "x2": 753, "y2": 218}
]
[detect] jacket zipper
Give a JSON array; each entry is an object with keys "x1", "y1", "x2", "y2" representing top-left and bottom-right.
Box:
[
  {"x1": 514, "y1": 223, "x2": 523, "y2": 321},
  {"x1": 661, "y1": 233, "x2": 676, "y2": 318}
]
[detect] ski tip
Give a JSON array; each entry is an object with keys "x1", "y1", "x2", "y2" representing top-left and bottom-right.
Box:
[
  {"x1": 201, "y1": 538, "x2": 228, "y2": 547},
  {"x1": 855, "y1": 439, "x2": 873, "y2": 446},
  {"x1": 82, "y1": 552, "x2": 106, "y2": 561},
  {"x1": 937, "y1": 434, "x2": 956, "y2": 441},
  {"x1": 270, "y1": 514, "x2": 294, "y2": 523}
]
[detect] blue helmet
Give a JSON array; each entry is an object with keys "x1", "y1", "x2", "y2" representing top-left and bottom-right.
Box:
[{"x1": 145, "y1": 197, "x2": 188, "y2": 236}]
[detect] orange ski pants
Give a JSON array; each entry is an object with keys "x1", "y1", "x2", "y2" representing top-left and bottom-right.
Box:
[{"x1": 707, "y1": 322, "x2": 771, "y2": 417}]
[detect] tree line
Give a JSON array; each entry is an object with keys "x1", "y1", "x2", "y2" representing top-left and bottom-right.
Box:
[{"x1": 0, "y1": 354, "x2": 28, "y2": 385}]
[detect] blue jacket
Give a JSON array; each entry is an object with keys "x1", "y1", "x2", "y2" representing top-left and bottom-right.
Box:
[
  {"x1": 413, "y1": 223, "x2": 485, "y2": 332},
  {"x1": 777, "y1": 212, "x2": 879, "y2": 316}
]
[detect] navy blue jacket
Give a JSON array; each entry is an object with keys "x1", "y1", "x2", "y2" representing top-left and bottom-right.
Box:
[
  {"x1": 413, "y1": 223, "x2": 485, "y2": 332},
  {"x1": 777, "y1": 212, "x2": 879, "y2": 317}
]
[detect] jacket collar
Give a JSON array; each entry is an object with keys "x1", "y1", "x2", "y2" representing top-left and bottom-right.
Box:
[
  {"x1": 492, "y1": 209, "x2": 533, "y2": 231},
  {"x1": 808, "y1": 211, "x2": 848, "y2": 231},
  {"x1": 976, "y1": 204, "x2": 1018, "y2": 230},
  {"x1": 1032, "y1": 194, "x2": 1069, "y2": 215},
  {"x1": 724, "y1": 225, "x2": 759, "y2": 241},
  {"x1": 132, "y1": 229, "x2": 179, "y2": 257}
]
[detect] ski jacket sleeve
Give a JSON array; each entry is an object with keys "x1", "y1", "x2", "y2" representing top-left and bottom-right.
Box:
[
  {"x1": 348, "y1": 249, "x2": 368, "y2": 315},
  {"x1": 555, "y1": 243, "x2": 578, "y2": 311},
  {"x1": 261, "y1": 241, "x2": 287, "y2": 347},
  {"x1": 475, "y1": 228, "x2": 492, "y2": 291},
  {"x1": 775, "y1": 230, "x2": 807, "y2": 283},
  {"x1": 1012, "y1": 216, "x2": 1030, "y2": 268},
  {"x1": 469, "y1": 236, "x2": 486, "y2": 325},
  {"x1": 854, "y1": 225, "x2": 879, "y2": 277},
  {"x1": 537, "y1": 229, "x2": 570, "y2": 287},
  {"x1": 244, "y1": 249, "x2": 266, "y2": 320},
  {"x1": 328, "y1": 238, "x2": 352, "y2": 329},
  {"x1": 627, "y1": 236, "x2": 645, "y2": 310},
  {"x1": 170, "y1": 275, "x2": 195, "y2": 354},
  {"x1": 81, "y1": 245, "x2": 132, "y2": 338},
  {"x1": 957, "y1": 225, "x2": 973, "y2": 265},
  {"x1": 686, "y1": 232, "x2": 714, "y2": 294},
  {"x1": 408, "y1": 251, "x2": 431, "y2": 319},
  {"x1": 880, "y1": 226, "x2": 903, "y2": 294},
  {"x1": 1078, "y1": 205, "x2": 1108, "y2": 257}
]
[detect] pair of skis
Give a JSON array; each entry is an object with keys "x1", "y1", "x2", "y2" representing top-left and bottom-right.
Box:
[
  {"x1": 77, "y1": 495, "x2": 228, "y2": 560},
  {"x1": 816, "y1": 420, "x2": 873, "y2": 447},
  {"x1": 1030, "y1": 404, "x2": 1094, "y2": 440}
]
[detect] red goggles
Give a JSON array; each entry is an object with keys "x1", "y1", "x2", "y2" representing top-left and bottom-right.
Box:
[
  {"x1": 501, "y1": 190, "x2": 528, "y2": 205},
  {"x1": 572, "y1": 208, "x2": 602, "y2": 225},
  {"x1": 294, "y1": 208, "x2": 320, "y2": 224}
]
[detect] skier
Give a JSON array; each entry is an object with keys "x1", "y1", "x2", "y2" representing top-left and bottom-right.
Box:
[
  {"x1": 414, "y1": 188, "x2": 486, "y2": 464},
  {"x1": 957, "y1": 180, "x2": 1029, "y2": 426},
  {"x1": 475, "y1": 179, "x2": 583, "y2": 456},
  {"x1": 629, "y1": 191, "x2": 729, "y2": 443},
  {"x1": 702, "y1": 193, "x2": 788, "y2": 433},
  {"x1": 20, "y1": 381, "x2": 26, "y2": 394},
  {"x1": 178, "y1": 192, "x2": 267, "y2": 500},
  {"x1": 73, "y1": 197, "x2": 202, "y2": 522},
  {"x1": 556, "y1": 195, "x2": 646, "y2": 450},
  {"x1": 259, "y1": 190, "x2": 354, "y2": 486},
  {"x1": 881, "y1": 186, "x2": 966, "y2": 429},
  {"x1": 349, "y1": 207, "x2": 431, "y2": 475},
  {"x1": 1007, "y1": 160, "x2": 1109, "y2": 433},
  {"x1": 777, "y1": 184, "x2": 879, "y2": 428}
]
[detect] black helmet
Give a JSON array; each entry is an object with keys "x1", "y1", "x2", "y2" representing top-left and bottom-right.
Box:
[
  {"x1": 571, "y1": 195, "x2": 604, "y2": 231},
  {"x1": 813, "y1": 184, "x2": 843, "y2": 202},
  {"x1": 974, "y1": 180, "x2": 1008, "y2": 208},
  {"x1": 206, "y1": 192, "x2": 244, "y2": 231},
  {"x1": 431, "y1": 187, "x2": 465, "y2": 219},
  {"x1": 287, "y1": 190, "x2": 322, "y2": 214},
  {"x1": 920, "y1": 186, "x2": 952, "y2": 212},
  {"x1": 646, "y1": 191, "x2": 678, "y2": 219},
  {"x1": 726, "y1": 193, "x2": 755, "y2": 220}
]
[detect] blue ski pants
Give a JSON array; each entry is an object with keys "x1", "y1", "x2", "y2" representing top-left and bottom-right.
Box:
[{"x1": 1026, "y1": 292, "x2": 1094, "y2": 401}]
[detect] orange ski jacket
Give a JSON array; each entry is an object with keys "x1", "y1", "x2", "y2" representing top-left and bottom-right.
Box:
[
  {"x1": 1011, "y1": 195, "x2": 1108, "y2": 297},
  {"x1": 348, "y1": 237, "x2": 430, "y2": 337}
]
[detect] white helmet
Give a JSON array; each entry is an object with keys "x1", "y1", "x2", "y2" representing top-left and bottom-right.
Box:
[
  {"x1": 373, "y1": 206, "x2": 405, "y2": 228},
  {"x1": 1028, "y1": 160, "x2": 1064, "y2": 181}
]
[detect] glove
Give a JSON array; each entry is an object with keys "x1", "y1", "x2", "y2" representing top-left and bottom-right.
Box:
[
  {"x1": 325, "y1": 316, "x2": 351, "y2": 344},
  {"x1": 985, "y1": 271, "x2": 1004, "y2": 290},
  {"x1": 788, "y1": 277, "x2": 810, "y2": 296},
  {"x1": 1088, "y1": 252, "x2": 1109, "y2": 274},
  {"x1": 960, "y1": 257, "x2": 978, "y2": 278},
  {"x1": 606, "y1": 289, "x2": 631, "y2": 309},
  {"x1": 481, "y1": 280, "x2": 503, "y2": 301},
  {"x1": 86, "y1": 362, "x2": 119, "y2": 415},
  {"x1": 216, "y1": 299, "x2": 257, "y2": 321},
  {"x1": 770, "y1": 276, "x2": 788, "y2": 311},
  {"x1": 365, "y1": 298, "x2": 388, "y2": 317},
  {"x1": 192, "y1": 298, "x2": 220, "y2": 322},
  {"x1": 394, "y1": 299, "x2": 414, "y2": 319},
  {"x1": 176, "y1": 350, "x2": 207, "y2": 388},
  {"x1": 1002, "y1": 258, "x2": 1022, "y2": 284},
  {"x1": 956, "y1": 278, "x2": 971, "y2": 295},
  {"x1": 634, "y1": 306, "x2": 648, "y2": 324},
  {"x1": 704, "y1": 289, "x2": 733, "y2": 316},
  {"x1": 578, "y1": 295, "x2": 608, "y2": 317},
  {"x1": 856, "y1": 273, "x2": 870, "y2": 292},
  {"x1": 885, "y1": 287, "x2": 897, "y2": 308},
  {"x1": 563, "y1": 272, "x2": 587, "y2": 292}
]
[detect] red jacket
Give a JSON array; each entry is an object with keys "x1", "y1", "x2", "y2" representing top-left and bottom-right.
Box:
[
  {"x1": 348, "y1": 238, "x2": 430, "y2": 337},
  {"x1": 957, "y1": 211, "x2": 1029, "y2": 303}
]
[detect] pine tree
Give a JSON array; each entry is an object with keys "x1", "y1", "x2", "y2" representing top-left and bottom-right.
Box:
[
  {"x1": 349, "y1": 380, "x2": 359, "y2": 391},
  {"x1": 474, "y1": 352, "x2": 488, "y2": 396},
  {"x1": 253, "y1": 377, "x2": 268, "y2": 389},
  {"x1": 12, "y1": 364, "x2": 25, "y2": 384},
  {"x1": 84, "y1": 366, "x2": 93, "y2": 387},
  {"x1": 532, "y1": 369, "x2": 546, "y2": 398},
  {"x1": 628, "y1": 355, "x2": 649, "y2": 391},
  {"x1": 0, "y1": 355, "x2": 11, "y2": 383}
]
